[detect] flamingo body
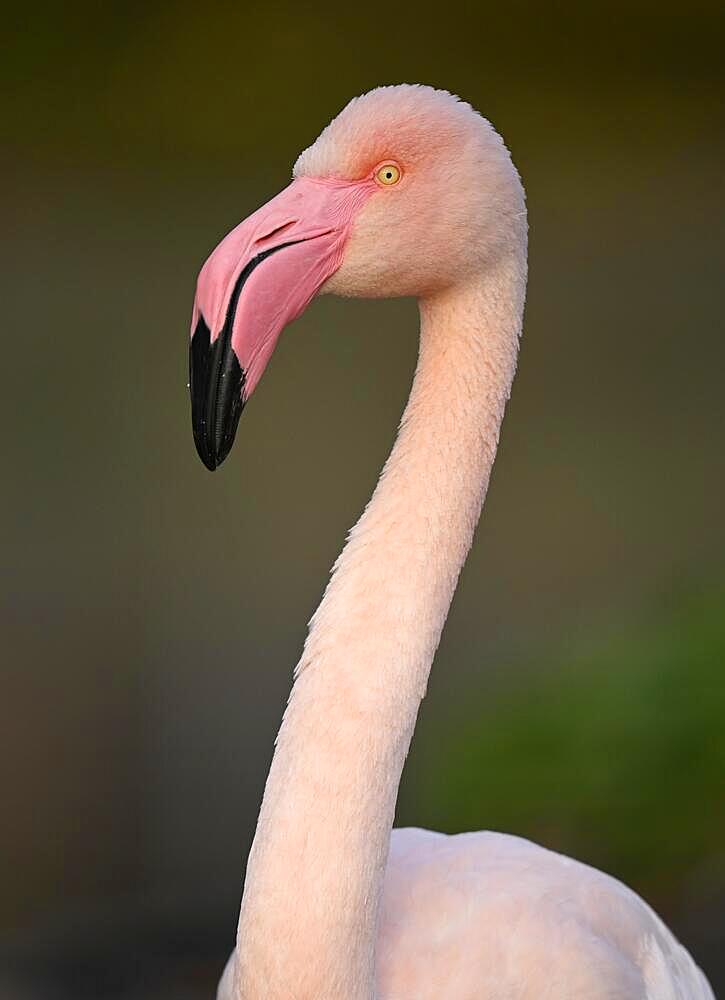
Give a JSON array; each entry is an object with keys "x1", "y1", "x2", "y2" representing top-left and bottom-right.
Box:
[
  {"x1": 190, "y1": 84, "x2": 715, "y2": 1000},
  {"x1": 217, "y1": 827, "x2": 714, "y2": 999},
  {"x1": 378, "y1": 829, "x2": 713, "y2": 999}
]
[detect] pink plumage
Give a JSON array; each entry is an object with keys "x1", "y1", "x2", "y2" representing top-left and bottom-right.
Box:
[{"x1": 190, "y1": 84, "x2": 714, "y2": 1000}]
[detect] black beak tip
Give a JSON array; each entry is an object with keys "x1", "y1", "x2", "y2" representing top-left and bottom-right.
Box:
[
  {"x1": 194, "y1": 436, "x2": 220, "y2": 472},
  {"x1": 189, "y1": 315, "x2": 246, "y2": 472},
  {"x1": 192, "y1": 428, "x2": 237, "y2": 472}
]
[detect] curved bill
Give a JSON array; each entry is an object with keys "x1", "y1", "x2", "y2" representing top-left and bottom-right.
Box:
[{"x1": 189, "y1": 176, "x2": 374, "y2": 470}]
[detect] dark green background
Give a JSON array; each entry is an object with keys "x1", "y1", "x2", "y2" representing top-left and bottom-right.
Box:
[{"x1": 2, "y1": 2, "x2": 724, "y2": 996}]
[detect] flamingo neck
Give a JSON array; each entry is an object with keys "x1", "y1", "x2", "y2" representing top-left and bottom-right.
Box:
[{"x1": 232, "y1": 250, "x2": 526, "y2": 1000}]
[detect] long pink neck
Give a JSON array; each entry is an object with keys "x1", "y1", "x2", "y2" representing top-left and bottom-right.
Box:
[{"x1": 232, "y1": 251, "x2": 526, "y2": 1000}]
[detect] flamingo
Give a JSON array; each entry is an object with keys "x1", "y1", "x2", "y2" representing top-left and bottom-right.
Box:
[{"x1": 189, "y1": 85, "x2": 714, "y2": 1000}]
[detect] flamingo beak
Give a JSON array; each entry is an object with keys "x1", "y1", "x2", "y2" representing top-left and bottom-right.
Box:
[{"x1": 189, "y1": 176, "x2": 374, "y2": 470}]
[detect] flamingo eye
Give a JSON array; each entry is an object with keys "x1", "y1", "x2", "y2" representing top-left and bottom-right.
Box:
[{"x1": 375, "y1": 163, "x2": 401, "y2": 186}]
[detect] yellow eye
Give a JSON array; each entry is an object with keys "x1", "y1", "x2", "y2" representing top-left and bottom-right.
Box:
[{"x1": 375, "y1": 163, "x2": 401, "y2": 186}]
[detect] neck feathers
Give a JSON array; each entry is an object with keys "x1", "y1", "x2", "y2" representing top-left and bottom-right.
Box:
[{"x1": 232, "y1": 248, "x2": 526, "y2": 1000}]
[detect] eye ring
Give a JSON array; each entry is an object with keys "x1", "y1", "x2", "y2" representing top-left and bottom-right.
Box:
[{"x1": 375, "y1": 162, "x2": 402, "y2": 186}]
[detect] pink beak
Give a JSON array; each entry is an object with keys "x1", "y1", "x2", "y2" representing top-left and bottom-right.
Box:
[{"x1": 190, "y1": 175, "x2": 375, "y2": 470}]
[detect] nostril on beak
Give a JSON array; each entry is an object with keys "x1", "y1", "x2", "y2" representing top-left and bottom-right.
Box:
[{"x1": 255, "y1": 220, "x2": 297, "y2": 245}]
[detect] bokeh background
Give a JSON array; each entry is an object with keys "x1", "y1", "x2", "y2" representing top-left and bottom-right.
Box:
[{"x1": 2, "y1": 2, "x2": 724, "y2": 996}]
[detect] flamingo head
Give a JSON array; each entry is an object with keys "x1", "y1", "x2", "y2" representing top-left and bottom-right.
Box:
[{"x1": 190, "y1": 84, "x2": 524, "y2": 470}]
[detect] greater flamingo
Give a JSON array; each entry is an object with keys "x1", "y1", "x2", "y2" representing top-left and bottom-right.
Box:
[{"x1": 189, "y1": 85, "x2": 714, "y2": 1000}]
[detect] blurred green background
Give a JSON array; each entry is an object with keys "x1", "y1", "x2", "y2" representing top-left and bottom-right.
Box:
[{"x1": 2, "y1": 1, "x2": 724, "y2": 996}]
